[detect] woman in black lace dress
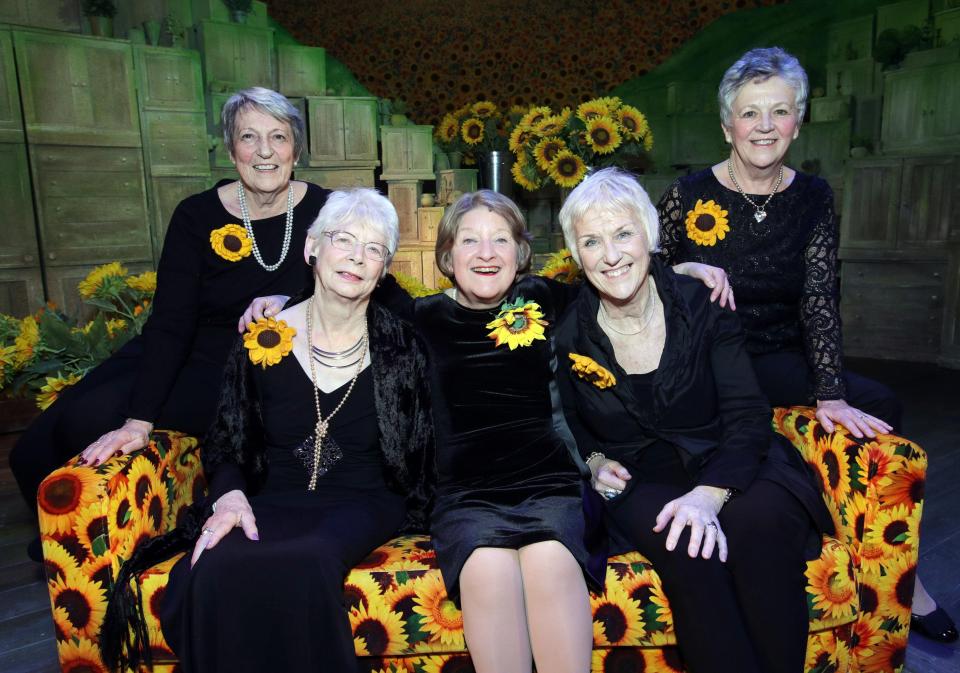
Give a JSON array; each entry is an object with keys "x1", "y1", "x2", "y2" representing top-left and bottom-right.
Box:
[{"x1": 656, "y1": 46, "x2": 956, "y2": 643}]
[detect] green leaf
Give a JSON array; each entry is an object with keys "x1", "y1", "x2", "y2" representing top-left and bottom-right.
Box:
[
  {"x1": 84, "y1": 297, "x2": 118, "y2": 313},
  {"x1": 38, "y1": 311, "x2": 75, "y2": 351},
  {"x1": 92, "y1": 535, "x2": 108, "y2": 556},
  {"x1": 395, "y1": 570, "x2": 410, "y2": 585}
]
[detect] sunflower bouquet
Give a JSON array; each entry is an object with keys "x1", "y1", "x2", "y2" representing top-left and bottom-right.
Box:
[
  {"x1": 0, "y1": 262, "x2": 155, "y2": 409},
  {"x1": 435, "y1": 101, "x2": 527, "y2": 163},
  {"x1": 509, "y1": 97, "x2": 653, "y2": 190}
]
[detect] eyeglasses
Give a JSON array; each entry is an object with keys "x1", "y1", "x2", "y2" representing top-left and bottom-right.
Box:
[{"x1": 322, "y1": 230, "x2": 390, "y2": 262}]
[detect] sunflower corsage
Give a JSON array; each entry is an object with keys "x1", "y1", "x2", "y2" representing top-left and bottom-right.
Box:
[
  {"x1": 569, "y1": 353, "x2": 616, "y2": 389},
  {"x1": 485, "y1": 297, "x2": 548, "y2": 350},
  {"x1": 685, "y1": 199, "x2": 730, "y2": 247},
  {"x1": 210, "y1": 223, "x2": 252, "y2": 262},
  {"x1": 244, "y1": 317, "x2": 296, "y2": 368}
]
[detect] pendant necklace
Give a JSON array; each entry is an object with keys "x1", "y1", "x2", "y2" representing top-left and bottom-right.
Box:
[
  {"x1": 727, "y1": 159, "x2": 783, "y2": 223},
  {"x1": 237, "y1": 181, "x2": 294, "y2": 271}
]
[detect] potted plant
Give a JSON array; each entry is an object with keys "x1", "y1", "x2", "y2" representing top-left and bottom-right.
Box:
[
  {"x1": 222, "y1": 0, "x2": 253, "y2": 24},
  {"x1": 81, "y1": 0, "x2": 117, "y2": 38}
]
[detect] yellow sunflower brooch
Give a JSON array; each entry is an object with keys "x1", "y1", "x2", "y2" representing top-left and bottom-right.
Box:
[
  {"x1": 210, "y1": 223, "x2": 252, "y2": 262},
  {"x1": 685, "y1": 199, "x2": 730, "y2": 247},
  {"x1": 485, "y1": 297, "x2": 548, "y2": 350},
  {"x1": 244, "y1": 317, "x2": 296, "y2": 368},
  {"x1": 569, "y1": 353, "x2": 616, "y2": 389}
]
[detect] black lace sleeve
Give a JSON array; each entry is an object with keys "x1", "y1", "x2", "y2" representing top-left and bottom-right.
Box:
[
  {"x1": 800, "y1": 184, "x2": 846, "y2": 401},
  {"x1": 656, "y1": 180, "x2": 685, "y2": 265}
]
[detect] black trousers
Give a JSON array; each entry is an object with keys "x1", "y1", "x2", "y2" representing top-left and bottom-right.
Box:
[
  {"x1": 607, "y1": 445, "x2": 812, "y2": 673},
  {"x1": 749, "y1": 351, "x2": 903, "y2": 432},
  {"x1": 9, "y1": 339, "x2": 221, "y2": 512}
]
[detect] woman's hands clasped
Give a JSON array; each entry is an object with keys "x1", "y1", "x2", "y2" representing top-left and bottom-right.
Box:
[
  {"x1": 815, "y1": 399, "x2": 892, "y2": 439},
  {"x1": 653, "y1": 485, "x2": 729, "y2": 562},
  {"x1": 238, "y1": 294, "x2": 289, "y2": 332},
  {"x1": 78, "y1": 418, "x2": 153, "y2": 466},
  {"x1": 191, "y1": 489, "x2": 259, "y2": 566}
]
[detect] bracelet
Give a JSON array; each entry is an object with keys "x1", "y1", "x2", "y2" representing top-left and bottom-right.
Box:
[
  {"x1": 722, "y1": 488, "x2": 734, "y2": 506},
  {"x1": 585, "y1": 451, "x2": 606, "y2": 467}
]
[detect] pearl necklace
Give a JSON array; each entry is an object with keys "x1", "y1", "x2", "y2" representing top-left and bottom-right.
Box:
[
  {"x1": 727, "y1": 159, "x2": 783, "y2": 223},
  {"x1": 237, "y1": 181, "x2": 294, "y2": 271},
  {"x1": 598, "y1": 281, "x2": 658, "y2": 337}
]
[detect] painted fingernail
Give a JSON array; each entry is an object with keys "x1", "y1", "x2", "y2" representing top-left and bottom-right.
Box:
[
  {"x1": 114, "y1": 450, "x2": 123, "y2": 457},
  {"x1": 251, "y1": 533, "x2": 260, "y2": 541}
]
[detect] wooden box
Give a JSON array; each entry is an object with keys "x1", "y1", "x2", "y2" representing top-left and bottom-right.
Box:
[
  {"x1": 437, "y1": 168, "x2": 478, "y2": 205},
  {"x1": 381, "y1": 125, "x2": 434, "y2": 180}
]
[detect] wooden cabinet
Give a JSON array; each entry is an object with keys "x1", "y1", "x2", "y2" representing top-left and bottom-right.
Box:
[
  {"x1": 306, "y1": 96, "x2": 379, "y2": 166},
  {"x1": 277, "y1": 45, "x2": 326, "y2": 97},
  {"x1": 787, "y1": 119, "x2": 850, "y2": 180},
  {"x1": 840, "y1": 158, "x2": 901, "y2": 250},
  {"x1": 0, "y1": 267, "x2": 43, "y2": 317},
  {"x1": 14, "y1": 30, "x2": 140, "y2": 147},
  {"x1": 436, "y1": 169, "x2": 478, "y2": 205},
  {"x1": 197, "y1": 21, "x2": 275, "y2": 93},
  {"x1": 142, "y1": 111, "x2": 210, "y2": 176},
  {"x1": 0, "y1": 1, "x2": 80, "y2": 32},
  {"x1": 30, "y1": 145, "x2": 151, "y2": 266},
  {"x1": 0, "y1": 142, "x2": 38, "y2": 268},
  {"x1": 825, "y1": 58, "x2": 880, "y2": 99},
  {"x1": 882, "y1": 61, "x2": 960, "y2": 153},
  {"x1": 381, "y1": 125, "x2": 434, "y2": 180},
  {"x1": 293, "y1": 168, "x2": 375, "y2": 190},
  {"x1": 134, "y1": 46, "x2": 205, "y2": 112},
  {"x1": 149, "y1": 177, "x2": 210, "y2": 261},
  {"x1": 417, "y1": 207, "x2": 444, "y2": 243},
  {"x1": 388, "y1": 181, "x2": 422, "y2": 243},
  {"x1": 0, "y1": 30, "x2": 23, "y2": 143},
  {"x1": 899, "y1": 156, "x2": 958, "y2": 248}
]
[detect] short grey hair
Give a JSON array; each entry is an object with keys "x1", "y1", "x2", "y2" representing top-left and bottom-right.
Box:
[
  {"x1": 558, "y1": 167, "x2": 660, "y2": 266},
  {"x1": 718, "y1": 47, "x2": 808, "y2": 128},
  {"x1": 221, "y1": 87, "x2": 306, "y2": 159},
  {"x1": 308, "y1": 188, "x2": 400, "y2": 273}
]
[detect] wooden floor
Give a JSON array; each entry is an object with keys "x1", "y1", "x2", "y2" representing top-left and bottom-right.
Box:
[{"x1": 0, "y1": 358, "x2": 957, "y2": 673}]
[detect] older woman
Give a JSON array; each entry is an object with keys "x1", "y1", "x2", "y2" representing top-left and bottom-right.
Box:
[
  {"x1": 10, "y1": 87, "x2": 329, "y2": 559},
  {"x1": 372, "y1": 190, "x2": 597, "y2": 673},
  {"x1": 556, "y1": 168, "x2": 831, "y2": 673},
  {"x1": 657, "y1": 46, "x2": 954, "y2": 642},
  {"x1": 103, "y1": 188, "x2": 434, "y2": 673}
]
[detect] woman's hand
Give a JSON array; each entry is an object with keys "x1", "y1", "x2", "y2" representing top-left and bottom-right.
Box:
[
  {"x1": 191, "y1": 490, "x2": 259, "y2": 566},
  {"x1": 815, "y1": 399, "x2": 892, "y2": 439},
  {"x1": 78, "y1": 419, "x2": 153, "y2": 466},
  {"x1": 653, "y1": 485, "x2": 729, "y2": 561},
  {"x1": 238, "y1": 294, "x2": 289, "y2": 332},
  {"x1": 672, "y1": 262, "x2": 736, "y2": 310},
  {"x1": 589, "y1": 457, "x2": 632, "y2": 497}
]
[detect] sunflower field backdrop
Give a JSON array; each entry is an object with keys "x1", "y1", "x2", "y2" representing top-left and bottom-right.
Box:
[{"x1": 0, "y1": 263, "x2": 155, "y2": 410}]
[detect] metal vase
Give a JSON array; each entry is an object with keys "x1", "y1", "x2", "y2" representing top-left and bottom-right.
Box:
[{"x1": 481, "y1": 150, "x2": 515, "y2": 199}]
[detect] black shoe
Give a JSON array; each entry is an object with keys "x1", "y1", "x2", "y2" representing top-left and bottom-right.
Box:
[
  {"x1": 27, "y1": 536, "x2": 43, "y2": 563},
  {"x1": 911, "y1": 606, "x2": 959, "y2": 643}
]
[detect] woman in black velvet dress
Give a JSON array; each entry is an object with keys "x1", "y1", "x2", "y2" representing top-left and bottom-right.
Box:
[
  {"x1": 103, "y1": 188, "x2": 434, "y2": 673},
  {"x1": 656, "y1": 46, "x2": 955, "y2": 642},
  {"x1": 556, "y1": 168, "x2": 830, "y2": 673},
  {"x1": 10, "y1": 88, "x2": 329, "y2": 552}
]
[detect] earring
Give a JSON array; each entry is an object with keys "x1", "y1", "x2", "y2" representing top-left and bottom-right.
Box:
[{"x1": 308, "y1": 255, "x2": 317, "y2": 266}]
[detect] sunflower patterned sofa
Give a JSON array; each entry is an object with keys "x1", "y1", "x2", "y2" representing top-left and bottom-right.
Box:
[{"x1": 38, "y1": 407, "x2": 926, "y2": 673}]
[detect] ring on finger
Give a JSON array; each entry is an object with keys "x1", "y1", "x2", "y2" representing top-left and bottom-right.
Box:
[
  {"x1": 201, "y1": 528, "x2": 214, "y2": 535},
  {"x1": 706, "y1": 521, "x2": 718, "y2": 529}
]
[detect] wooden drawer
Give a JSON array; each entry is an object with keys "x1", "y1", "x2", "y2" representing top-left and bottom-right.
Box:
[
  {"x1": 841, "y1": 260, "x2": 945, "y2": 360},
  {"x1": 0, "y1": 266, "x2": 44, "y2": 317},
  {"x1": 390, "y1": 249, "x2": 423, "y2": 282},
  {"x1": 142, "y1": 111, "x2": 210, "y2": 176}
]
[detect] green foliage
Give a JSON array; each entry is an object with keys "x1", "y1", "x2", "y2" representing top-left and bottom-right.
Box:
[{"x1": 81, "y1": 0, "x2": 117, "y2": 18}]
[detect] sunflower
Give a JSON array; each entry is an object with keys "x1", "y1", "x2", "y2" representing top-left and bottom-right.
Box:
[
  {"x1": 36, "y1": 372, "x2": 82, "y2": 410},
  {"x1": 520, "y1": 106, "x2": 552, "y2": 129},
  {"x1": 49, "y1": 573, "x2": 107, "y2": 640},
  {"x1": 78, "y1": 262, "x2": 127, "y2": 299},
  {"x1": 73, "y1": 501, "x2": 109, "y2": 558},
  {"x1": 436, "y1": 115, "x2": 459, "y2": 144},
  {"x1": 343, "y1": 571, "x2": 384, "y2": 611},
  {"x1": 508, "y1": 125, "x2": 533, "y2": 152},
  {"x1": 537, "y1": 248, "x2": 580, "y2": 283},
  {"x1": 421, "y1": 655, "x2": 475, "y2": 673},
  {"x1": 533, "y1": 115, "x2": 565, "y2": 137},
  {"x1": 858, "y1": 631, "x2": 907, "y2": 672},
  {"x1": 532, "y1": 137, "x2": 567, "y2": 172},
  {"x1": 814, "y1": 433, "x2": 852, "y2": 504},
  {"x1": 592, "y1": 648, "x2": 645, "y2": 673},
  {"x1": 460, "y1": 118, "x2": 484, "y2": 145},
  {"x1": 549, "y1": 150, "x2": 588, "y2": 188},
  {"x1": 864, "y1": 503, "x2": 919, "y2": 557},
  {"x1": 643, "y1": 645, "x2": 686, "y2": 672},
  {"x1": 350, "y1": 601, "x2": 408, "y2": 656},
  {"x1": 105, "y1": 318, "x2": 127, "y2": 338},
  {"x1": 126, "y1": 271, "x2": 157, "y2": 293},
  {"x1": 106, "y1": 481, "x2": 134, "y2": 542},
  {"x1": 52, "y1": 605, "x2": 73, "y2": 642},
  {"x1": 116, "y1": 512, "x2": 154, "y2": 563},
  {"x1": 591, "y1": 579, "x2": 645, "y2": 646},
  {"x1": 470, "y1": 100, "x2": 497, "y2": 118},
  {"x1": 43, "y1": 539, "x2": 80, "y2": 584},
  {"x1": 556, "y1": 106, "x2": 573, "y2": 126},
  {"x1": 84, "y1": 552, "x2": 114, "y2": 588},
  {"x1": 879, "y1": 460, "x2": 925, "y2": 508},
  {"x1": 58, "y1": 637, "x2": 108, "y2": 673},
  {"x1": 576, "y1": 99, "x2": 611, "y2": 122},
  {"x1": 38, "y1": 467, "x2": 100, "y2": 536},
  {"x1": 210, "y1": 223, "x2": 252, "y2": 262},
  {"x1": 356, "y1": 544, "x2": 409, "y2": 570},
  {"x1": 485, "y1": 297, "x2": 549, "y2": 350},
  {"x1": 385, "y1": 581, "x2": 420, "y2": 620},
  {"x1": 569, "y1": 353, "x2": 617, "y2": 389},
  {"x1": 413, "y1": 573, "x2": 464, "y2": 648},
  {"x1": 648, "y1": 578, "x2": 674, "y2": 632},
  {"x1": 684, "y1": 199, "x2": 730, "y2": 247},
  {"x1": 854, "y1": 442, "x2": 903, "y2": 491},
  {"x1": 126, "y1": 454, "x2": 163, "y2": 510},
  {"x1": 139, "y1": 569, "x2": 168, "y2": 624},
  {"x1": 141, "y1": 482, "x2": 170, "y2": 534},
  {"x1": 848, "y1": 613, "x2": 884, "y2": 662},
  {"x1": 618, "y1": 105, "x2": 650, "y2": 140},
  {"x1": 585, "y1": 116, "x2": 622, "y2": 154},
  {"x1": 244, "y1": 317, "x2": 296, "y2": 368},
  {"x1": 13, "y1": 315, "x2": 39, "y2": 366},
  {"x1": 805, "y1": 553, "x2": 857, "y2": 621},
  {"x1": 843, "y1": 490, "x2": 871, "y2": 542},
  {"x1": 510, "y1": 152, "x2": 541, "y2": 192}
]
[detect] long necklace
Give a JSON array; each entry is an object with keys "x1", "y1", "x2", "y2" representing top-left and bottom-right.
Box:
[
  {"x1": 727, "y1": 159, "x2": 783, "y2": 223},
  {"x1": 598, "y1": 281, "x2": 658, "y2": 337},
  {"x1": 237, "y1": 181, "x2": 294, "y2": 271},
  {"x1": 305, "y1": 296, "x2": 368, "y2": 490}
]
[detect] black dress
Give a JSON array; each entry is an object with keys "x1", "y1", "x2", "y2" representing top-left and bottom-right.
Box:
[
  {"x1": 160, "y1": 353, "x2": 405, "y2": 673},
  {"x1": 10, "y1": 181, "x2": 329, "y2": 510},
  {"x1": 657, "y1": 169, "x2": 901, "y2": 427},
  {"x1": 392, "y1": 275, "x2": 600, "y2": 598}
]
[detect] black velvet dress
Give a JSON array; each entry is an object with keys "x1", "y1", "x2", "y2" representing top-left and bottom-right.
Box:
[
  {"x1": 160, "y1": 356, "x2": 405, "y2": 673},
  {"x1": 403, "y1": 276, "x2": 600, "y2": 598}
]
